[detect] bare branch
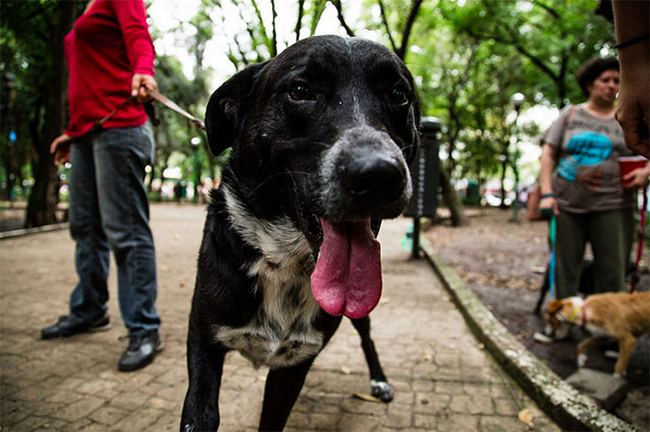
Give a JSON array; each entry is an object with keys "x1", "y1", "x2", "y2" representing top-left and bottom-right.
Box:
[
  {"x1": 294, "y1": 0, "x2": 305, "y2": 42},
  {"x1": 270, "y1": 0, "x2": 278, "y2": 57},
  {"x1": 396, "y1": 0, "x2": 423, "y2": 60},
  {"x1": 465, "y1": 27, "x2": 560, "y2": 82},
  {"x1": 377, "y1": 0, "x2": 398, "y2": 53},
  {"x1": 329, "y1": 0, "x2": 355, "y2": 37},
  {"x1": 309, "y1": 0, "x2": 328, "y2": 36},
  {"x1": 534, "y1": 0, "x2": 561, "y2": 20}
]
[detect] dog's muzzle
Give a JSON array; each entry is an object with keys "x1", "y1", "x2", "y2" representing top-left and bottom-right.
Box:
[{"x1": 316, "y1": 126, "x2": 412, "y2": 221}]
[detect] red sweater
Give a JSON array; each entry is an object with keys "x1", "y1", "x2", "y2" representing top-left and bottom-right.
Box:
[{"x1": 64, "y1": 0, "x2": 155, "y2": 137}]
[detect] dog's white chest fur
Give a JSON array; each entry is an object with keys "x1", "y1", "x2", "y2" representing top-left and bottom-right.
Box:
[{"x1": 213, "y1": 186, "x2": 324, "y2": 368}]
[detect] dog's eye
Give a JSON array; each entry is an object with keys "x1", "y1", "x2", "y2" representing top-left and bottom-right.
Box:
[
  {"x1": 390, "y1": 88, "x2": 408, "y2": 105},
  {"x1": 289, "y1": 85, "x2": 314, "y2": 102}
]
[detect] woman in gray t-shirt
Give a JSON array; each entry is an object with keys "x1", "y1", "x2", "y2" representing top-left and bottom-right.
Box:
[{"x1": 535, "y1": 57, "x2": 649, "y2": 343}]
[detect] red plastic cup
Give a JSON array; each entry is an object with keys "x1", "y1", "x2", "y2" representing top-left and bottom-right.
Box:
[{"x1": 619, "y1": 156, "x2": 648, "y2": 185}]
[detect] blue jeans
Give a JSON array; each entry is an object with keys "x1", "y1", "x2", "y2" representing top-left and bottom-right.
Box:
[{"x1": 68, "y1": 124, "x2": 160, "y2": 333}]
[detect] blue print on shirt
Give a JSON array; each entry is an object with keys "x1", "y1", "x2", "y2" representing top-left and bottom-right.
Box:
[{"x1": 557, "y1": 132, "x2": 612, "y2": 181}]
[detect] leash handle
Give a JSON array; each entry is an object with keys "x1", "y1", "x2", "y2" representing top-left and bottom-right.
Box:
[{"x1": 631, "y1": 186, "x2": 648, "y2": 293}]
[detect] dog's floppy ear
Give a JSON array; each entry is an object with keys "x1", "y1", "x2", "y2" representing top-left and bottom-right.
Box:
[{"x1": 205, "y1": 61, "x2": 268, "y2": 156}]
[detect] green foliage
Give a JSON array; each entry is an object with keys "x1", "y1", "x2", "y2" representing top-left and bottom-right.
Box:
[
  {"x1": 1, "y1": 0, "x2": 617, "y2": 219},
  {"x1": 437, "y1": 0, "x2": 614, "y2": 106},
  {"x1": 404, "y1": 0, "x2": 613, "y2": 185}
]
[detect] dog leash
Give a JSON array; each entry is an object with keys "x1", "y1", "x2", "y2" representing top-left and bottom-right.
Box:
[
  {"x1": 85, "y1": 95, "x2": 137, "y2": 135},
  {"x1": 540, "y1": 209, "x2": 557, "y2": 301},
  {"x1": 148, "y1": 90, "x2": 206, "y2": 131},
  {"x1": 548, "y1": 214, "x2": 556, "y2": 300},
  {"x1": 630, "y1": 186, "x2": 648, "y2": 293},
  {"x1": 81, "y1": 91, "x2": 205, "y2": 138}
]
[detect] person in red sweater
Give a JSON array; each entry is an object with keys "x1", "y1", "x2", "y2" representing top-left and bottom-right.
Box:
[{"x1": 44, "y1": 0, "x2": 162, "y2": 372}]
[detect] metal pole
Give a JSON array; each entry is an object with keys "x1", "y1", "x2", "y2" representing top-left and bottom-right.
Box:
[
  {"x1": 509, "y1": 93, "x2": 525, "y2": 223},
  {"x1": 191, "y1": 137, "x2": 201, "y2": 203},
  {"x1": 412, "y1": 217, "x2": 420, "y2": 259},
  {"x1": 411, "y1": 145, "x2": 427, "y2": 259},
  {"x1": 510, "y1": 111, "x2": 520, "y2": 223}
]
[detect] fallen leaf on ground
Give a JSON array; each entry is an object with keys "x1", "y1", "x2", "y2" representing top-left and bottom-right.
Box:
[
  {"x1": 352, "y1": 393, "x2": 382, "y2": 403},
  {"x1": 518, "y1": 408, "x2": 534, "y2": 427}
]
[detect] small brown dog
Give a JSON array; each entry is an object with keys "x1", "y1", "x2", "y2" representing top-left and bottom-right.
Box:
[{"x1": 544, "y1": 291, "x2": 650, "y2": 377}]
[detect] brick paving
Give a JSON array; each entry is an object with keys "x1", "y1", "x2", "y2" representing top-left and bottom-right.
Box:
[{"x1": 0, "y1": 203, "x2": 561, "y2": 432}]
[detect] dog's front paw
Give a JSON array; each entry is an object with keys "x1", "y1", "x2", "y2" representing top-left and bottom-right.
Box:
[
  {"x1": 371, "y1": 380, "x2": 394, "y2": 402},
  {"x1": 577, "y1": 353, "x2": 587, "y2": 368}
]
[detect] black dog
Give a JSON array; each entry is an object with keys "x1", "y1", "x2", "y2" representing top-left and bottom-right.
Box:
[{"x1": 181, "y1": 35, "x2": 420, "y2": 432}]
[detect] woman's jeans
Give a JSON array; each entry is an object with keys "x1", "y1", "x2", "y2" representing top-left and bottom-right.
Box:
[{"x1": 67, "y1": 124, "x2": 160, "y2": 332}]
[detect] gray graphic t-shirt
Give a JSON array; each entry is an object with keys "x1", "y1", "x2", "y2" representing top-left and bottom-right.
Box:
[{"x1": 541, "y1": 104, "x2": 634, "y2": 213}]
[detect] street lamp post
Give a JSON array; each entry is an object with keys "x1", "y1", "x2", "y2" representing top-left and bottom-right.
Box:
[
  {"x1": 509, "y1": 93, "x2": 525, "y2": 223},
  {"x1": 191, "y1": 137, "x2": 201, "y2": 203}
]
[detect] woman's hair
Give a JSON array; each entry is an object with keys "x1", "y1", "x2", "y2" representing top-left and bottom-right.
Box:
[{"x1": 576, "y1": 57, "x2": 619, "y2": 97}]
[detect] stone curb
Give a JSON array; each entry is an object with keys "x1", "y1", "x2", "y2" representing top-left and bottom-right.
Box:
[
  {"x1": 419, "y1": 235, "x2": 641, "y2": 432},
  {"x1": 0, "y1": 222, "x2": 69, "y2": 240}
]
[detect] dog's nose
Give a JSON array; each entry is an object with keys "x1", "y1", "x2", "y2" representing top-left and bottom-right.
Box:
[{"x1": 339, "y1": 154, "x2": 406, "y2": 202}]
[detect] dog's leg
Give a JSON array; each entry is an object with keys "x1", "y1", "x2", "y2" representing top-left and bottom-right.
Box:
[
  {"x1": 576, "y1": 336, "x2": 600, "y2": 368},
  {"x1": 534, "y1": 265, "x2": 550, "y2": 315},
  {"x1": 181, "y1": 331, "x2": 227, "y2": 432},
  {"x1": 351, "y1": 316, "x2": 394, "y2": 402},
  {"x1": 614, "y1": 335, "x2": 636, "y2": 377},
  {"x1": 258, "y1": 360, "x2": 313, "y2": 432}
]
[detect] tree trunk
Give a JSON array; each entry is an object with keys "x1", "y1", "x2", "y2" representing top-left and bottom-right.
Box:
[
  {"x1": 439, "y1": 168, "x2": 467, "y2": 227},
  {"x1": 25, "y1": 0, "x2": 76, "y2": 228},
  {"x1": 499, "y1": 157, "x2": 508, "y2": 210}
]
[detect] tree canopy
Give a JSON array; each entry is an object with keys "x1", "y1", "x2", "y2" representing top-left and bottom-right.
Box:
[{"x1": 1, "y1": 0, "x2": 616, "y2": 226}]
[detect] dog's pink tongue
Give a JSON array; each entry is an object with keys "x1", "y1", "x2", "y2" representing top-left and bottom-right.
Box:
[{"x1": 311, "y1": 219, "x2": 382, "y2": 319}]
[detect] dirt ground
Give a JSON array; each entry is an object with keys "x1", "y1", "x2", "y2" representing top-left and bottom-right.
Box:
[{"x1": 424, "y1": 206, "x2": 650, "y2": 428}]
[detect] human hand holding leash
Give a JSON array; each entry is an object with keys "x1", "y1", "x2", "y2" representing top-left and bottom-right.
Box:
[
  {"x1": 131, "y1": 73, "x2": 158, "y2": 103},
  {"x1": 539, "y1": 194, "x2": 558, "y2": 216}
]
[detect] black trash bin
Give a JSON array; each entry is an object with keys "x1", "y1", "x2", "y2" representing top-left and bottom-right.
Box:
[{"x1": 403, "y1": 117, "x2": 441, "y2": 257}]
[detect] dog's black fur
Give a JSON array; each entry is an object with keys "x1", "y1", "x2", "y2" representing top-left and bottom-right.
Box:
[{"x1": 181, "y1": 35, "x2": 420, "y2": 432}]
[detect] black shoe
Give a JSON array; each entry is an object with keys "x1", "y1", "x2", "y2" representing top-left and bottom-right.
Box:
[
  {"x1": 117, "y1": 329, "x2": 163, "y2": 372},
  {"x1": 41, "y1": 314, "x2": 112, "y2": 340}
]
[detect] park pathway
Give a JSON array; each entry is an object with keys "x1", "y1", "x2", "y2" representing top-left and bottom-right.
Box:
[{"x1": 0, "y1": 203, "x2": 560, "y2": 431}]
